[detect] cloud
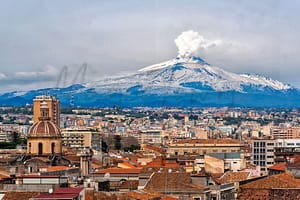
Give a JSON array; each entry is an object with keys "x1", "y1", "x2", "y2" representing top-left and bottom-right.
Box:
[
  {"x1": 0, "y1": 73, "x2": 7, "y2": 80},
  {"x1": 14, "y1": 65, "x2": 59, "y2": 81},
  {"x1": 174, "y1": 30, "x2": 222, "y2": 57}
]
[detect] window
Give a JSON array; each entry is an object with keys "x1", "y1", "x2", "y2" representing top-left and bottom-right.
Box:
[
  {"x1": 28, "y1": 143, "x2": 31, "y2": 154},
  {"x1": 38, "y1": 143, "x2": 43, "y2": 155},
  {"x1": 51, "y1": 142, "x2": 55, "y2": 154},
  {"x1": 260, "y1": 142, "x2": 266, "y2": 147},
  {"x1": 267, "y1": 149, "x2": 274, "y2": 152}
]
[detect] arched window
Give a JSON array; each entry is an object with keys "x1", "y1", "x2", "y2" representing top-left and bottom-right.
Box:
[
  {"x1": 51, "y1": 142, "x2": 55, "y2": 154},
  {"x1": 38, "y1": 143, "x2": 43, "y2": 155},
  {"x1": 28, "y1": 143, "x2": 31, "y2": 154}
]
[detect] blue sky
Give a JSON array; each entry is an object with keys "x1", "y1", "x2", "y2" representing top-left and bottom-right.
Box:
[{"x1": 1, "y1": 0, "x2": 300, "y2": 92}]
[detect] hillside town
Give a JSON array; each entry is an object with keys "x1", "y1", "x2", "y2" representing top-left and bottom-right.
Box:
[{"x1": 0, "y1": 95, "x2": 298, "y2": 199}]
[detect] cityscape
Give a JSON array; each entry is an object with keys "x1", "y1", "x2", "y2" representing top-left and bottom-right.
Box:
[{"x1": 1, "y1": 1, "x2": 300, "y2": 200}]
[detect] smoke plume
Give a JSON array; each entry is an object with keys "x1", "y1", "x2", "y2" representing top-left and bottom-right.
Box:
[{"x1": 175, "y1": 30, "x2": 222, "y2": 57}]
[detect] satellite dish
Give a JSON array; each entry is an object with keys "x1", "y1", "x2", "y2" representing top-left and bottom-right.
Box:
[{"x1": 48, "y1": 188, "x2": 53, "y2": 194}]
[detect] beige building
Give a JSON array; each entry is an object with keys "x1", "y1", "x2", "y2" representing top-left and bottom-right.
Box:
[
  {"x1": 139, "y1": 130, "x2": 162, "y2": 145},
  {"x1": 271, "y1": 126, "x2": 300, "y2": 139},
  {"x1": 167, "y1": 139, "x2": 244, "y2": 156},
  {"x1": 61, "y1": 127, "x2": 101, "y2": 150},
  {"x1": 33, "y1": 95, "x2": 60, "y2": 128}
]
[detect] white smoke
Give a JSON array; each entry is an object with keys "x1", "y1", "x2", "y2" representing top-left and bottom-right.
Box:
[{"x1": 174, "y1": 30, "x2": 222, "y2": 57}]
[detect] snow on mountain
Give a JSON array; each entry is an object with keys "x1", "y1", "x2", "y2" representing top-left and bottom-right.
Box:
[{"x1": 84, "y1": 56, "x2": 291, "y2": 94}]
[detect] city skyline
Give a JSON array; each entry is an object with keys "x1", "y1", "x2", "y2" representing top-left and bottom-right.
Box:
[{"x1": 1, "y1": 0, "x2": 300, "y2": 92}]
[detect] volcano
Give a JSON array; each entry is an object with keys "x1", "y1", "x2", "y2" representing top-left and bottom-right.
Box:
[{"x1": 1, "y1": 55, "x2": 299, "y2": 108}]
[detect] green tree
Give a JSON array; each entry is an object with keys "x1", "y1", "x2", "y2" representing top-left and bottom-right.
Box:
[
  {"x1": 101, "y1": 140, "x2": 108, "y2": 152},
  {"x1": 114, "y1": 135, "x2": 121, "y2": 150}
]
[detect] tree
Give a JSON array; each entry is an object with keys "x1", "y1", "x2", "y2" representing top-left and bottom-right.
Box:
[
  {"x1": 101, "y1": 140, "x2": 108, "y2": 152},
  {"x1": 114, "y1": 135, "x2": 121, "y2": 150}
]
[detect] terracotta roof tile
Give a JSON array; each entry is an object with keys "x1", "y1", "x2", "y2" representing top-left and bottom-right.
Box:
[
  {"x1": 3, "y1": 192, "x2": 40, "y2": 200},
  {"x1": 45, "y1": 165, "x2": 75, "y2": 172},
  {"x1": 216, "y1": 171, "x2": 250, "y2": 184},
  {"x1": 268, "y1": 162, "x2": 286, "y2": 172},
  {"x1": 145, "y1": 172, "x2": 208, "y2": 193},
  {"x1": 94, "y1": 167, "x2": 141, "y2": 174},
  {"x1": 119, "y1": 180, "x2": 139, "y2": 190},
  {"x1": 241, "y1": 172, "x2": 300, "y2": 189}
]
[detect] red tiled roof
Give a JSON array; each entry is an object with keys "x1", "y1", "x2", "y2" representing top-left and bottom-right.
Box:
[
  {"x1": 3, "y1": 192, "x2": 39, "y2": 200},
  {"x1": 118, "y1": 161, "x2": 137, "y2": 168},
  {"x1": 32, "y1": 193, "x2": 78, "y2": 199},
  {"x1": 143, "y1": 145, "x2": 166, "y2": 153},
  {"x1": 46, "y1": 166, "x2": 75, "y2": 172},
  {"x1": 119, "y1": 180, "x2": 139, "y2": 190},
  {"x1": 54, "y1": 187, "x2": 84, "y2": 194},
  {"x1": 216, "y1": 172, "x2": 250, "y2": 184},
  {"x1": 94, "y1": 167, "x2": 141, "y2": 174},
  {"x1": 268, "y1": 162, "x2": 286, "y2": 172},
  {"x1": 145, "y1": 172, "x2": 208, "y2": 193},
  {"x1": 241, "y1": 173, "x2": 300, "y2": 189}
]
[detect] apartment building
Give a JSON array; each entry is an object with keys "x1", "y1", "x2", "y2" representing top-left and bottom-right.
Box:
[
  {"x1": 167, "y1": 139, "x2": 244, "y2": 156},
  {"x1": 61, "y1": 127, "x2": 101, "y2": 151},
  {"x1": 271, "y1": 126, "x2": 300, "y2": 139},
  {"x1": 274, "y1": 139, "x2": 300, "y2": 163},
  {"x1": 251, "y1": 139, "x2": 275, "y2": 175}
]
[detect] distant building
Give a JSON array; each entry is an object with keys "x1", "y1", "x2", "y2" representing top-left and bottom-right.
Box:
[
  {"x1": 274, "y1": 138, "x2": 300, "y2": 163},
  {"x1": 251, "y1": 139, "x2": 275, "y2": 175},
  {"x1": 33, "y1": 95, "x2": 60, "y2": 128},
  {"x1": 271, "y1": 126, "x2": 300, "y2": 139},
  {"x1": 139, "y1": 130, "x2": 162, "y2": 145},
  {"x1": 61, "y1": 127, "x2": 102, "y2": 150},
  {"x1": 167, "y1": 139, "x2": 244, "y2": 156}
]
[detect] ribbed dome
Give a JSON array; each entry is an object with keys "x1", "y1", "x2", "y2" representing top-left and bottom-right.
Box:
[{"x1": 28, "y1": 120, "x2": 61, "y2": 138}]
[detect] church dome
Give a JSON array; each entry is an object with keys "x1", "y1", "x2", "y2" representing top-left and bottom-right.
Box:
[{"x1": 28, "y1": 120, "x2": 61, "y2": 138}]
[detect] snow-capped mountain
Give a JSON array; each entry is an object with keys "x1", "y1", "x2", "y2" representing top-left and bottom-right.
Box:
[
  {"x1": 84, "y1": 56, "x2": 291, "y2": 94},
  {"x1": 0, "y1": 56, "x2": 299, "y2": 107}
]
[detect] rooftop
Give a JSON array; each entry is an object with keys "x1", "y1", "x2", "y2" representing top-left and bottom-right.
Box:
[
  {"x1": 94, "y1": 167, "x2": 141, "y2": 174},
  {"x1": 172, "y1": 138, "x2": 242, "y2": 145},
  {"x1": 240, "y1": 172, "x2": 300, "y2": 189},
  {"x1": 268, "y1": 162, "x2": 286, "y2": 172},
  {"x1": 145, "y1": 172, "x2": 208, "y2": 193},
  {"x1": 216, "y1": 171, "x2": 250, "y2": 184}
]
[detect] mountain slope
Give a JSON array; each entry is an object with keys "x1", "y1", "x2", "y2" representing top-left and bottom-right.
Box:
[{"x1": 0, "y1": 56, "x2": 299, "y2": 107}]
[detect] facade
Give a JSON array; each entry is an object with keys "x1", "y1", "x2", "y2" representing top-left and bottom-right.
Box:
[
  {"x1": 251, "y1": 139, "x2": 275, "y2": 175},
  {"x1": 139, "y1": 130, "x2": 162, "y2": 144},
  {"x1": 27, "y1": 101, "x2": 62, "y2": 155},
  {"x1": 274, "y1": 139, "x2": 300, "y2": 163},
  {"x1": 33, "y1": 95, "x2": 60, "y2": 128},
  {"x1": 167, "y1": 139, "x2": 244, "y2": 156},
  {"x1": 271, "y1": 126, "x2": 300, "y2": 139},
  {"x1": 61, "y1": 127, "x2": 101, "y2": 150}
]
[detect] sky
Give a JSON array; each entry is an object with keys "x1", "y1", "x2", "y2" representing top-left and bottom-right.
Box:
[{"x1": 1, "y1": 0, "x2": 300, "y2": 92}]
